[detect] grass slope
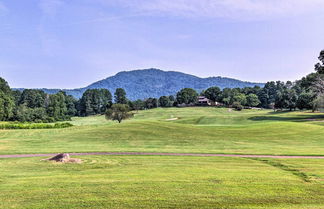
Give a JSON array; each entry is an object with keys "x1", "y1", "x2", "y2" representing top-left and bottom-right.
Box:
[
  {"x1": 0, "y1": 108, "x2": 323, "y2": 155},
  {"x1": 0, "y1": 107, "x2": 324, "y2": 208}
]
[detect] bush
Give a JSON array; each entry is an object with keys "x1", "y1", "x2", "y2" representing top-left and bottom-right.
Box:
[
  {"x1": 0, "y1": 122, "x2": 73, "y2": 130},
  {"x1": 232, "y1": 102, "x2": 243, "y2": 111}
]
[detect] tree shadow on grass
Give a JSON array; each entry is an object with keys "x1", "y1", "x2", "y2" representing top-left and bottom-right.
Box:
[{"x1": 249, "y1": 113, "x2": 324, "y2": 122}]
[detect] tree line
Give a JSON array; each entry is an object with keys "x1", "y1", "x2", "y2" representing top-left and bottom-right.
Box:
[{"x1": 0, "y1": 50, "x2": 323, "y2": 122}]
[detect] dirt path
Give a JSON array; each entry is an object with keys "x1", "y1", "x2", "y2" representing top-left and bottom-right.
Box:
[{"x1": 0, "y1": 152, "x2": 324, "y2": 159}]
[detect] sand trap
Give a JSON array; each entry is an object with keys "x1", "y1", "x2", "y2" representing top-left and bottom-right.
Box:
[{"x1": 166, "y1": 118, "x2": 178, "y2": 121}]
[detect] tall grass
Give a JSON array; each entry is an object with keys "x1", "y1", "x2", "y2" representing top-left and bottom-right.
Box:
[{"x1": 0, "y1": 122, "x2": 73, "y2": 129}]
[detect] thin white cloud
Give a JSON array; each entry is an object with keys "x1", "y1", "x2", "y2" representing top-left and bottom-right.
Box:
[
  {"x1": 100, "y1": 0, "x2": 324, "y2": 20},
  {"x1": 39, "y1": 0, "x2": 64, "y2": 17}
]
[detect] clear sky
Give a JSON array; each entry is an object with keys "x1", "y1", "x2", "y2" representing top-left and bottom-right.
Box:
[{"x1": 0, "y1": 0, "x2": 324, "y2": 88}]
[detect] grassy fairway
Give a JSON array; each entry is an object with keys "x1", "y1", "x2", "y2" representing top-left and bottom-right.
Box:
[
  {"x1": 0, "y1": 108, "x2": 324, "y2": 208},
  {"x1": 0, "y1": 156, "x2": 323, "y2": 209},
  {"x1": 0, "y1": 107, "x2": 323, "y2": 155}
]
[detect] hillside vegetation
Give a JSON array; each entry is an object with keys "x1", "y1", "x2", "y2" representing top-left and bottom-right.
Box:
[{"x1": 24, "y1": 69, "x2": 264, "y2": 99}]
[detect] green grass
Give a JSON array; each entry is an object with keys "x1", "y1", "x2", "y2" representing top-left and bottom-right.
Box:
[
  {"x1": 0, "y1": 122, "x2": 73, "y2": 129},
  {"x1": 0, "y1": 156, "x2": 323, "y2": 209},
  {"x1": 0, "y1": 107, "x2": 323, "y2": 155},
  {"x1": 1, "y1": 107, "x2": 324, "y2": 208}
]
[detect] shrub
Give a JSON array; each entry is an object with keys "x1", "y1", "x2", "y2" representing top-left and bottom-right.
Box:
[
  {"x1": 0, "y1": 122, "x2": 73, "y2": 130},
  {"x1": 232, "y1": 102, "x2": 243, "y2": 111}
]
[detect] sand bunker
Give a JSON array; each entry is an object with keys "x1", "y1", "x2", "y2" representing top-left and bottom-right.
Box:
[{"x1": 166, "y1": 118, "x2": 178, "y2": 121}]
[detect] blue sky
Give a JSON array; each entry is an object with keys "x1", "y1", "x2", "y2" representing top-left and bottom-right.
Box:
[{"x1": 0, "y1": 0, "x2": 324, "y2": 88}]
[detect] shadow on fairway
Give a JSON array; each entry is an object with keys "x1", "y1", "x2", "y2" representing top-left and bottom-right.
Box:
[{"x1": 249, "y1": 113, "x2": 324, "y2": 122}]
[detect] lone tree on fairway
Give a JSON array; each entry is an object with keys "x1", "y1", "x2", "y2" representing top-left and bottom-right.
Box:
[{"x1": 105, "y1": 104, "x2": 133, "y2": 123}]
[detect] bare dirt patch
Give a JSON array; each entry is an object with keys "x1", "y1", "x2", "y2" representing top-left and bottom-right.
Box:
[{"x1": 44, "y1": 153, "x2": 82, "y2": 163}]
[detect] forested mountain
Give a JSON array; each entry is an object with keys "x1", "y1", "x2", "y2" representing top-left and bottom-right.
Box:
[{"x1": 22, "y1": 69, "x2": 263, "y2": 100}]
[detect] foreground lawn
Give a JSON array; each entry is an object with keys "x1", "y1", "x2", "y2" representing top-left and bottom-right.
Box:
[
  {"x1": 0, "y1": 108, "x2": 324, "y2": 155},
  {"x1": 0, "y1": 156, "x2": 323, "y2": 209}
]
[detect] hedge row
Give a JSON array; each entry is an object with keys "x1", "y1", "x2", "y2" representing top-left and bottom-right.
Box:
[{"x1": 0, "y1": 122, "x2": 73, "y2": 130}]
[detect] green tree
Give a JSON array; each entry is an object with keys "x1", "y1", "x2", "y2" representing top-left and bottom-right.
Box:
[
  {"x1": 19, "y1": 89, "x2": 46, "y2": 108},
  {"x1": 315, "y1": 50, "x2": 324, "y2": 74},
  {"x1": 14, "y1": 104, "x2": 47, "y2": 122},
  {"x1": 132, "y1": 99, "x2": 145, "y2": 112},
  {"x1": 176, "y1": 88, "x2": 198, "y2": 105},
  {"x1": 286, "y1": 88, "x2": 298, "y2": 111},
  {"x1": 145, "y1": 98, "x2": 158, "y2": 109},
  {"x1": 105, "y1": 104, "x2": 133, "y2": 123},
  {"x1": 79, "y1": 89, "x2": 112, "y2": 116},
  {"x1": 65, "y1": 94, "x2": 78, "y2": 116},
  {"x1": 220, "y1": 88, "x2": 232, "y2": 107},
  {"x1": 0, "y1": 77, "x2": 14, "y2": 121},
  {"x1": 246, "y1": 94, "x2": 260, "y2": 107},
  {"x1": 99, "y1": 89, "x2": 113, "y2": 112},
  {"x1": 233, "y1": 93, "x2": 247, "y2": 106},
  {"x1": 159, "y1": 96, "x2": 171, "y2": 107},
  {"x1": 259, "y1": 81, "x2": 277, "y2": 108},
  {"x1": 114, "y1": 88, "x2": 127, "y2": 104},
  {"x1": 297, "y1": 91, "x2": 314, "y2": 110},
  {"x1": 204, "y1": 87, "x2": 221, "y2": 103},
  {"x1": 168, "y1": 95, "x2": 175, "y2": 106},
  {"x1": 47, "y1": 92, "x2": 68, "y2": 121},
  {"x1": 232, "y1": 102, "x2": 243, "y2": 111}
]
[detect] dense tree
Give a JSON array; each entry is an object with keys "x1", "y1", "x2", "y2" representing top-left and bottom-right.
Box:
[
  {"x1": 286, "y1": 89, "x2": 298, "y2": 111},
  {"x1": 19, "y1": 89, "x2": 46, "y2": 108},
  {"x1": 14, "y1": 104, "x2": 47, "y2": 122},
  {"x1": 274, "y1": 84, "x2": 298, "y2": 111},
  {"x1": 259, "y1": 81, "x2": 277, "y2": 108},
  {"x1": 246, "y1": 94, "x2": 260, "y2": 107},
  {"x1": 233, "y1": 93, "x2": 247, "y2": 106},
  {"x1": 99, "y1": 89, "x2": 113, "y2": 111},
  {"x1": 176, "y1": 88, "x2": 198, "y2": 105},
  {"x1": 232, "y1": 102, "x2": 243, "y2": 111},
  {"x1": 11, "y1": 90, "x2": 21, "y2": 106},
  {"x1": 159, "y1": 96, "x2": 171, "y2": 107},
  {"x1": 297, "y1": 91, "x2": 314, "y2": 110},
  {"x1": 65, "y1": 94, "x2": 78, "y2": 116},
  {"x1": 132, "y1": 99, "x2": 145, "y2": 112},
  {"x1": 114, "y1": 88, "x2": 127, "y2": 104},
  {"x1": 315, "y1": 50, "x2": 324, "y2": 74},
  {"x1": 105, "y1": 104, "x2": 133, "y2": 123},
  {"x1": 204, "y1": 87, "x2": 221, "y2": 103},
  {"x1": 0, "y1": 91, "x2": 14, "y2": 121},
  {"x1": 168, "y1": 95, "x2": 176, "y2": 106},
  {"x1": 0, "y1": 78, "x2": 14, "y2": 121},
  {"x1": 145, "y1": 98, "x2": 158, "y2": 109},
  {"x1": 79, "y1": 89, "x2": 112, "y2": 116},
  {"x1": 220, "y1": 88, "x2": 232, "y2": 106},
  {"x1": 47, "y1": 92, "x2": 68, "y2": 121}
]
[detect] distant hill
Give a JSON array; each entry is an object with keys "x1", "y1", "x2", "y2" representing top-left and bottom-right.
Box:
[{"x1": 15, "y1": 69, "x2": 264, "y2": 100}]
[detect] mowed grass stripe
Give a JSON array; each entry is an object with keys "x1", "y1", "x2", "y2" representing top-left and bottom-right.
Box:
[
  {"x1": 0, "y1": 108, "x2": 324, "y2": 155},
  {"x1": 0, "y1": 156, "x2": 323, "y2": 209}
]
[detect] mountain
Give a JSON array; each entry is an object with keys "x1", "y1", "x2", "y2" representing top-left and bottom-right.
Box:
[{"x1": 16, "y1": 69, "x2": 264, "y2": 100}]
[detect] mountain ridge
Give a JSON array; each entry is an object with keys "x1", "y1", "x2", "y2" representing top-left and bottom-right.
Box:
[{"x1": 14, "y1": 68, "x2": 264, "y2": 100}]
